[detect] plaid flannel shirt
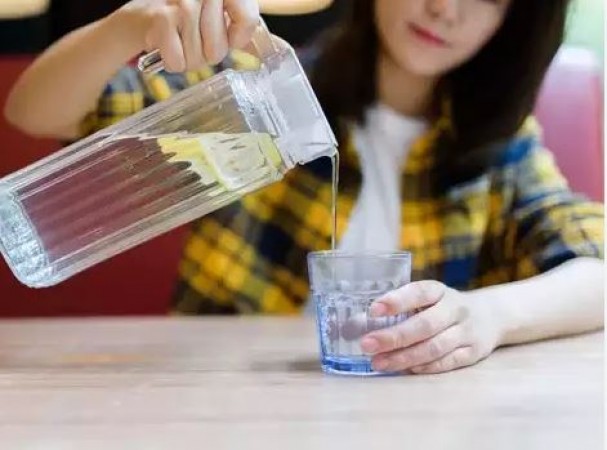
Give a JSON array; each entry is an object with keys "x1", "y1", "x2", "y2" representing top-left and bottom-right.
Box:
[{"x1": 82, "y1": 58, "x2": 604, "y2": 315}]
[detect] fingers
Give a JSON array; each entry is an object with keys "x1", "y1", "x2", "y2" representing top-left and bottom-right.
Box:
[
  {"x1": 409, "y1": 347, "x2": 477, "y2": 374},
  {"x1": 371, "y1": 325, "x2": 464, "y2": 372},
  {"x1": 339, "y1": 313, "x2": 404, "y2": 341},
  {"x1": 361, "y1": 295, "x2": 459, "y2": 353},
  {"x1": 178, "y1": 0, "x2": 207, "y2": 70},
  {"x1": 145, "y1": 0, "x2": 261, "y2": 71},
  {"x1": 200, "y1": 0, "x2": 259, "y2": 63},
  {"x1": 369, "y1": 280, "x2": 448, "y2": 317},
  {"x1": 200, "y1": 0, "x2": 230, "y2": 64},
  {"x1": 147, "y1": 5, "x2": 186, "y2": 72},
  {"x1": 224, "y1": 0, "x2": 260, "y2": 49}
]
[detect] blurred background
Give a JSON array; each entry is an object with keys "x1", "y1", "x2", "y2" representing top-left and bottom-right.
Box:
[{"x1": 0, "y1": 0, "x2": 603, "y2": 316}]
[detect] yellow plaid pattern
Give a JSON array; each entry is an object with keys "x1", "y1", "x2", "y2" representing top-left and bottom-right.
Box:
[{"x1": 83, "y1": 62, "x2": 604, "y2": 315}]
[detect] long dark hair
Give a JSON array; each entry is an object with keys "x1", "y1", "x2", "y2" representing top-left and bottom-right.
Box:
[{"x1": 311, "y1": 0, "x2": 570, "y2": 189}]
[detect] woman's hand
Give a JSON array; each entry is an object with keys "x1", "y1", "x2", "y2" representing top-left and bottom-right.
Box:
[
  {"x1": 118, "y1": 0, "x2": 260, "y2": 71},
  {"x1": 360, "y1": 280, "x2": 502, "y2": 374}
]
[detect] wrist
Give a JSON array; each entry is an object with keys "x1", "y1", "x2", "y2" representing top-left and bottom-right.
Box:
[{"x1": 466, "y1": 286, "x2": 515, "y2": 349}]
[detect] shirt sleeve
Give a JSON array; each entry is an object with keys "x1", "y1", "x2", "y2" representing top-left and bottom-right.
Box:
[{"x1": 506, "y1": 138, "x2": 604, "y2": 280}]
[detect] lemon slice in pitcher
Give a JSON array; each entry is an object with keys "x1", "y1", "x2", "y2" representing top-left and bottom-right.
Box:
[
  {"x1": 157, "y1": 133, "x2": 283, "y2": 191},
  {"x1": 157, "y1": 135, "x2": 215, "y2": 185}
]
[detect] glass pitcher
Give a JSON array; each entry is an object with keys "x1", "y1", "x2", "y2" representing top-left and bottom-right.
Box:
[{"x1": 0, "y1": 21, "x2": 336, "y2": 288}]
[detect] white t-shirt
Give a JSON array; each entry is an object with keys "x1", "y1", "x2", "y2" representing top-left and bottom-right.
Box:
[{"x1": 338, "y1": 104, "x2": 427, "y2": 252}]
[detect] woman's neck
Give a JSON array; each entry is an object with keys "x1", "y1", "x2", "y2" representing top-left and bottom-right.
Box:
[{"x1": 376, "y1": 51, "x2": 438, "y2": 119}]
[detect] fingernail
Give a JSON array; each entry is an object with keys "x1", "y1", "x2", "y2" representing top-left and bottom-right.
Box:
[
  {"x1": 369, "y1": 302, "x2": 388, "y2": 317},
  {"x1": 360, "y1": 337, "x2": 379, "y2": 353}
]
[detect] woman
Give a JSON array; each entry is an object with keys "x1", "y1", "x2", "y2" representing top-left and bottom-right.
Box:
[{"x1": 5, "y1": 0, "x2": 604, "y2": 374}]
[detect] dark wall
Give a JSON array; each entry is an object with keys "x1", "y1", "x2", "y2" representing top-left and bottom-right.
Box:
[
  {"x1": 264, "y1": 0, "x2": 346, "y2": 47},
  {"x1": 0, "y1": 1, "x2": 130, "y2": 54},
  {"x1": 0, "y1": 15, "x2": 50, "y2": 53},
  {"x1": 49, "y1": 0, "x2": 129, "y2": 41}
]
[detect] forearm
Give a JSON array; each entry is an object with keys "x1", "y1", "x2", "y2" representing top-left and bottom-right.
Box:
[
  {"x1": 473, "y1": 257, "x2": 604, "y2": 347},
  {"x1": 4, "y1": 10, "x2": 143, "y2": 139}
]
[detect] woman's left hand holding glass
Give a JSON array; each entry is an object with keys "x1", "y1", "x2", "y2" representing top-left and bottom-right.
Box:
[{"x1": 360, "y1": 280, "x2": 502, "y2": 374}]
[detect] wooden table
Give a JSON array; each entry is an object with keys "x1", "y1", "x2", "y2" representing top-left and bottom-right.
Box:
[{"x1": 0, "y1": 318, "x2": 602, "y2": 449}]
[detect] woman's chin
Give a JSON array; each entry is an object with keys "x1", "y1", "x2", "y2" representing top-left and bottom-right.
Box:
[{"x1": 394, "y1": 53, "x2": 451, "y2": 79}]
